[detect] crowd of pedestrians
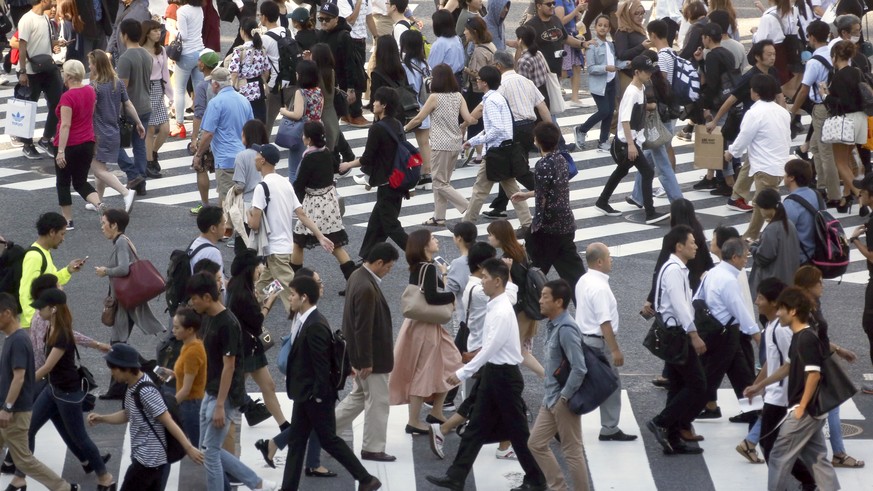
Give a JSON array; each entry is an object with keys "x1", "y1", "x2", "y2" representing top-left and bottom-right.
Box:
[{"x1": 3, "y1": 0, "x2": 873, "y2": 489}]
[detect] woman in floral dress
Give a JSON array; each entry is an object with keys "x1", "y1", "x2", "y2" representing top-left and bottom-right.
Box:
[
  {"x1": 228, "y1": 17, "x2": 270, "y2": 123},
  {"x1": 290, "y1": 121, "x2": 356, "y2": 281}
]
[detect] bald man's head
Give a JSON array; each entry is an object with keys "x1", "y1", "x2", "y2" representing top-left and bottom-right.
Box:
[{"x1": 586, "y1": 242, "x2": 612, "y2": 273}]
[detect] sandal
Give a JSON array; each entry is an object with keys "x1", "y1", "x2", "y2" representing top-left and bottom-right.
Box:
[
  {"x1": 832, "y1": 454, "x2": 865, "y2": 468},
  {"x1": 422, "y1": 217, "x2": 446, "y2": 227},
  {"x1": 735, "y1": 439, "x2": 764, "y2": 464}
]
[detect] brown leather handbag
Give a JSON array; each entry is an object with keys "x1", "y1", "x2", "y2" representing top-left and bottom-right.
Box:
[{"x1": 101, "y1": 293, "x2": 117, "y2": 327}]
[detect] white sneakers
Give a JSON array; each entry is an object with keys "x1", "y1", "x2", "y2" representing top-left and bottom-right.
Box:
[
  {"x1": 495, "y1": 445, "x2": 517, "y2": 460},
  {"x1": 429, "y1": 423, "x2": 445, "y2": 459},
  {"x1": 124, "y1": 191, "x2": 135, "y2": 213},
  {"x1": 258, "y1": 479, "x2": 278, "y2": 490}
]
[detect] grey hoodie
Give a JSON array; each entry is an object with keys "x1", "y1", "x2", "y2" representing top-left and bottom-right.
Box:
[{"x1": 485, "y1": 0, "x2": 511, "y2": 50}]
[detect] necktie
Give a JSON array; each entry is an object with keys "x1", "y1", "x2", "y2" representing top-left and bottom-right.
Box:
[{"x1": 291, "y1": 317, "x2": 303, "y2": 347}]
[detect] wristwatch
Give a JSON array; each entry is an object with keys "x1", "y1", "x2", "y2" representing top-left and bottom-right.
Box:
[{"x1": 2, "y1": 402, "x2": 13, "y2": 412}]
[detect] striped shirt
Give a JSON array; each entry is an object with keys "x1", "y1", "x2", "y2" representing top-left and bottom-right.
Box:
[
  {"x1": 498, "y1": 71, "x2": 545, "y2": 122},
  {"x1": 124, "y1": 375, "x2": 169, "y2": 468},
  {"x1": 468, "y1": 90, "x2": 514, "y2": 151}
]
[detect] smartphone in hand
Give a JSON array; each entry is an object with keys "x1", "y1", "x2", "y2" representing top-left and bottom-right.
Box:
[{"x1": 434, "y1": 256, "x2": 450, "y2": 268}]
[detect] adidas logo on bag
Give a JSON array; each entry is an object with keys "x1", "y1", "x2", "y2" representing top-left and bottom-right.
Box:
[{"x1": 11, "y1": 112, "x2": 24, "y2": 126}]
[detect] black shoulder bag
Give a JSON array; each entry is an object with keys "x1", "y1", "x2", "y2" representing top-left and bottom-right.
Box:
[{"x1": 643, "y1": 262, "x2": 689, "y2": 364}]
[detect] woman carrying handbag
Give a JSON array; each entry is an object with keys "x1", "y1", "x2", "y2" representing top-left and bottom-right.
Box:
[
  {"x1": 389, "y1": 229, "x2": 462, "y2": 434},
  {"x1": 94, "y1": 209, "x2": 165, "y2": 399}
]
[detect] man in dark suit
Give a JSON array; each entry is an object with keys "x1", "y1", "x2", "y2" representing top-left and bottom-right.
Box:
[
  {"x1": 335, "y1": 243, "x2": 399, "y2": 462},
  {"x1": 254, "y1": 276, "x2": 382, "y2": 491}
]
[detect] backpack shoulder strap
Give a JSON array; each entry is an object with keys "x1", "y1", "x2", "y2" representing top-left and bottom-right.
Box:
[
  {"x1": 132, "y1": 381, "x2": 169, "y2": 451},
  {"x1": 24, "y1": 246, "x2": 47, "y2": 275},
  {"x1": 785, "y1": 193, "x2": 819, "y2": 216},
  {"x1": 189, "y1": 242, "x2": 218, "y2": 258},
  {"x1": 258, "y1": 181, "x2": 271, "y2": 215}
]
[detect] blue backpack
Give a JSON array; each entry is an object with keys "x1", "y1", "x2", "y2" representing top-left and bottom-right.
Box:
[
  {"x1": 666, "y1": 51, "x2": 701, "y2": 105},
  {"x1": 378, "y1": 121, "x2": 422, "y2": 192}
]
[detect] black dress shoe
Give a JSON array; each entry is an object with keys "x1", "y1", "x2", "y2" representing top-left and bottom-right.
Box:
[
  {"x1": 1, "y1": 459, "x2": 16, "y2": 474},
  {"x1": 728, "y1": 411, "x2": 759, "y2": 424},
  {"x1": 358, "y1": 476, "x2": 382, "y2": 491},
  {"x1": 510, "y1": 483, "x2": 547, "y2": 491},
  {"x1": 405, "y1": 424, "x2": 429, "y2": 435},
  {"x1": 665, "y1": 442, "x2": 704, "y2": 455},
  {"x1": 646, "y1": 419, "x2": 673, "y2": 454},
  {"x1": 254, "y1": 439, "x2": 275, "y2": 468},
  {"x1": 82, "y1": 453, "x2": 111, "y2": 473},
  {"x1": 696, "y1": 407, "x2": 722, "y2": 420},
  {"x1": 425, "y1": 414, "x2": 446, "y2": 425},
  {"x1": 651, "y1": 377, "x2": 670, "y2": 388},
  {"x1": 425, "y1": 475, "x2": 464, "y2": 491},
  {"x1": 4, "y1": 483, "x2": 26, "y2": 491},
  {"x1": 599, "y1": 430, "x2": 638, "y2": 441},
  {"x1": 360, "y1": 451, "x2": 396, "y2": 462},
  {"x1": 305, "y1": 467, "x2": 337, "y2": 477}
]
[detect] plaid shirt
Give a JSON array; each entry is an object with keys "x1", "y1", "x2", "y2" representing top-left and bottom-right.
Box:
[
  {"x1": 468, "y1": 90, "x2": 514, "y2": 151},
  {"x1": 516, "y1": 51, "x2": 550, "y2": 89}
]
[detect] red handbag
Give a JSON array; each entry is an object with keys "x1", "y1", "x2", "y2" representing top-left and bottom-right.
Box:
[{"x1": 111, "y1": 237, "x2": 166, "y2": 310}]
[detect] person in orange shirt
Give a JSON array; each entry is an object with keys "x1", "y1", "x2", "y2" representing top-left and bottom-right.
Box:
[{"x1": 170, "y1": 306, "x2": 207, "y2": 445}]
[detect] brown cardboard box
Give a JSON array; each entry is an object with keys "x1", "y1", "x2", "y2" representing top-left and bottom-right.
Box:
[{"x1": 694, "y1": 125, "x2": 724, "y2": 170}]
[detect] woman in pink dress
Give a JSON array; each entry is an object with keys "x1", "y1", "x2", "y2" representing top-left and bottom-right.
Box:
[{"x1": 390, "y1": 229, "x2": 463, "y2": 433}]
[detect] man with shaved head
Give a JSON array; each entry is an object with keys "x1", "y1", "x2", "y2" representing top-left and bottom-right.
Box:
[{"x1": 572, "y1": 243, "x2": 637, "y2": 442}]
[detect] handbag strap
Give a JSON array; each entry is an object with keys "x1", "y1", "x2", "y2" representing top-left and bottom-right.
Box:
[
  {"x1": 120, "y1": 234, "x2": 139, "y2": 261},
  {"x1": 464, "y1": 284, "x2": 475, "y2": 324},
  {"x1": 26, "y1": 15, "x2": 55, "y2": 62}
]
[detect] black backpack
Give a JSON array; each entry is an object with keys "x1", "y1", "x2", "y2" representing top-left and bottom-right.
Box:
[
  {"x1": 265, "y1": 29, "x2": 303, "y2": 93},
  {"x1": 518, "y1": 261, "x2": 547, "y2": 321},
  {"x1": 324, "y1": 326, "x2": 352, "y2": 391},
  {"x1": 785, "y1": 194, "x2": 850, "y2": 279},
  {"x1": 126, "y1": 381, "x2": 187, "y2": 463},
  {"x1": 374, "y1": 70, "x2": 420, "y2": 124},
  {"x1": 165, "y1": 241, "x2": 218, "y2": 315},
  {"x1": 0, "y1": 242, "x2": 47, "y2": 312}
]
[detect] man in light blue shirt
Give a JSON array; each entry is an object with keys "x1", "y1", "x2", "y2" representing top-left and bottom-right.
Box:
[
  {"x1": 195, "y1": 67, "x2": 254, "y2": 210},
  {"x1": 694, "y1": 238, "x2": 760, "y2": 421},
  {"x1": 783, "y1": 159, "x2": 822, "y2": 264}
]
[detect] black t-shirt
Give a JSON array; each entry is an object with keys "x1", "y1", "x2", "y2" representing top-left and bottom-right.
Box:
[
  {"x1": 47, "y1": 330, "x2": 79, "y2": 392},
  {"x1": 524, "y1": 15, "x2": 568, "y2": 75},
  {"x1": 731, "y1": 66, "x2": 779, "y2": 116},
  {"x1": 787, "y1": 327, "x2": 824, "y2": 406},
  {"x1": 202, "y1": 309, "x2": 246, "y2": 407},
  {"x1": 702, "y1": 46, "x2": 737, "y2": 110}
]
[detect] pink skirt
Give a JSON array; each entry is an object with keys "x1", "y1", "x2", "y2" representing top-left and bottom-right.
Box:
[{"x1": 389, "y1": 318, "x2": 463, "y2": 405}]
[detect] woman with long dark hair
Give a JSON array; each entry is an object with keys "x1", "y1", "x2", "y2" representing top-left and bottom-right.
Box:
[
  {"x1": 280, "y1": 60, "x2": 323, "y2": 182},
  {"x1": 389, "y1": 229, "x2": 462, "y2": 432},
  {"x1": 406, "y1": 64, "x2": 476, "y2": 226},
  {"x1": 748, "y1": 188, "x2": 801, "y2": 295},
  {"x1": 20, "y1": 289, "x2": 114, "y2": 489},
  {"x1": 487, "y1": 219, "x2": 545, "y2": 378},
  {"x1": 461, "y1": 17, "x2": 495, "y2": 165},
  {"x1": 225, "y1": 250, "x2": 288, "y2": 429},
  {"x1": 400, "y1": 29, "x2": 433, "y2": 189},
  {"x1": 515, "y1": 24, "x2": 551, "y2": 105},
  {"x1": 291, "y1": 122, "x2": 356, "y2": 280},
  {"x1": 310, "y1": 43, "x2": 353, "y2": 163},
  {"x1": 140, "y1": 20, "x2": 173, "y2": 179},
  {"x1": 339, "y1": 87, "x2": 410, "y2": 258},
  {"x1": 370, "y1": 35, "x2": 408, "y2": 109},
  {"x1": 228, "y1": 17, "x2": 270, "y2": 124}
]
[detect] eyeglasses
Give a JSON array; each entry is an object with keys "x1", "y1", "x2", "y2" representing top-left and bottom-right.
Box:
[{"x1": 317, "y1": 16, "x2": 332, "y2": 22}]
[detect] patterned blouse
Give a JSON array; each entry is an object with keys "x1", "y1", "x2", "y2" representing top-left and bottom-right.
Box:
[
  {"x1": 532, "y1": 150, "x2": 575, "y2": 235},
  {"x1": 300, "y1": 87, "x2": 323, "y2": 122},
  {"x1": 517, "y1": 50, "x2": 551, "y2": 89},
  {"x1": 228, "y1": 41, "x2": 268, "y2": 102}
]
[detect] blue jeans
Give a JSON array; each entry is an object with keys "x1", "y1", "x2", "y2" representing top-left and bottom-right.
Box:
[
  {"x1": 180, "y1": 399, "x2": 202, "y2": 447},
  {"x1": 746, "y1": 416, "x2": 762, "y2": 445},
  {"x1": 19, "y1": 385, "x2": 106, "y2": 477},
  {"x1": 173, "y1": 52, "x2": 205, "y2": 124},
  {"x1": 287, "y1": 141, "x2": 304, "y2": 183},
  {"x1": 118, "y1": 112, "x2": 151, "y2": 181},
  {"x1": 828, "y1": 407, "x2": 845, "y2": 454},
  {"x1": 200, "y1": 394, "x2": 261, "y2": 491},
  {"x1": 632, "y1": 145, "x2": 683, "y2": 204},
  {"x1": 577, "y1": 78, "x2": 616, "y2": 144}
]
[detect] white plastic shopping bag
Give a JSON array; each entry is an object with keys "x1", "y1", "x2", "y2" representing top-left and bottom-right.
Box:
[{"x1": 4, "y1": 98, "x2": 37, "y2": 139}]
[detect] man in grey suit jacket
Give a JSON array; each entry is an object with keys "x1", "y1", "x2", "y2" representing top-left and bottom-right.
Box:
[{"x1": 335, "y1": 243, "x2": 399, "y2": 462}]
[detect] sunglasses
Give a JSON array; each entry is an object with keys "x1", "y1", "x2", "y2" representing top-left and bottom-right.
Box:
[{"x1": 317, "y1": 16, "x2": 332, "y2": 22}]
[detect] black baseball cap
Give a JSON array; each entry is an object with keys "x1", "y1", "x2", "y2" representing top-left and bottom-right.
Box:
[
  {"x1": 631, "y1": 55, "x2": 657, "y2": 73},
  {"x1": 30, "y1": 288, "x2": 66, "y2": 309},
  {"x1": 252, "y1": 144, "x2": 281, "y2": 166}
]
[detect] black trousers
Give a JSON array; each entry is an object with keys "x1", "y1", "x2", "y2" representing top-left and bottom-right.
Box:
[
  {"x1": 599, "y1": 140, "x2": 655, "y2": 214},
  {"x1": 120, "y1": 460, "x2": 166, "y2": 491},
  {"x1": 654, "y1": 343, "x2": 707, "y2": 439},
  {"x1": 759, "y1": 403, "x2": 817, "y2": 488},
  {"x1": 863, "y1": 281, "x2": 873, "y2": 366},
  {"x1": 525, "y1": 231, "x2": 586, "y2": 304},
  {"x1": 446, "y1": 364, "x2": 545, "y2": 486},
  {"x1": 700, "y1": 326, "x2": 756, "y2": 403},
  {"x1": 490, "y1": 121, "x2": 537, "y2": 212},
  {"x1": 55, "y1": 142, "x2": 96, "y2": 207},
  {"x1": 22, "y1": 69, "x2": 63, "y2": 145},
  {"x1": 358, "y1": 185, "x2": 408, "y2": 259},
  {"x1": 281, "y1": 397, "x2": 370, "y2": 490}
]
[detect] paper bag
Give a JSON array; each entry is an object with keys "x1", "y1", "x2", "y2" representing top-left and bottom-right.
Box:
[
  {"x1": 693, "y1": 125, "x2": 724, "y2": 170},
  {"x1": 4, "y1": 98, "x2": 37, "y2": 139}
]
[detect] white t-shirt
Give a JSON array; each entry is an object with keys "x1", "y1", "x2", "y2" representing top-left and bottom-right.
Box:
[
  {"x1": 393, "y1": 21, "x2": 410, "y2": 49},
  {"x1": 177, "y1": 5, "x2": 206, "y2": 55},
  {"x1": 605, "y1": 43, "x2": 616, "y2": 83},
  {"x1": 251, "y1": 173, "x2": 302, "y2": 255},
  {"x1": 617, "y1": 83, "x2": 646, "y2": 145},
  {"x1": 18, "y1": 11, "x2": 53, "y2": 75},
  {"x1": 262, "y1": 26, "x2": 288, "y2": 89},
  {"x1": 763, "y1": 319, "x2": 793, "y2": 407}
]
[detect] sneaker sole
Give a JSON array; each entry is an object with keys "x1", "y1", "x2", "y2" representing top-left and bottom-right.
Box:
[
  {"x1": 428, "y1": 426, "x2": 445, "y2": 459},
  {"x1": 726, "y1": 205, "x2": 753, "y2": 213},
  {"x1": 645, "y1": 214, "x2": 671, "y2": 224},
  {"x1": 595, "y1": 207, "x2": 621, "y2": 217}
]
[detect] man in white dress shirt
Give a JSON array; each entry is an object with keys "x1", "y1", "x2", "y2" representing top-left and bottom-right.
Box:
[
  {"x1": 573, "y1": 243, "x2": 637, "y2": 441},
  {"x1": 646, "y1": 225, "x2": 708, "y2": 455},
  {"x1": 426, "y1": 258, "x2": 546, "y2": 491}
]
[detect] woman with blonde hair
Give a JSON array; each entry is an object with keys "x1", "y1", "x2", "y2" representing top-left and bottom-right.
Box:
[
  {"x1": 87, "y1": 50, "x2": 144, "y2": 213},
  {"x1": 486, "y1": 220, "x2": 545, "y2": 378},
  {"x1": 139, "y1": 19, "x2": 173, "y2": 179},
  {"x1": 389, "y1": 229, "x2": 462, "y2": 432}
]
